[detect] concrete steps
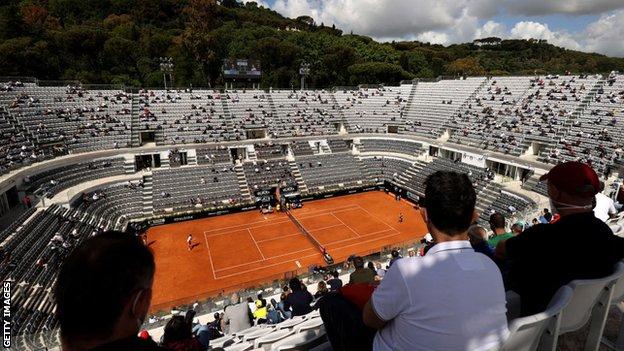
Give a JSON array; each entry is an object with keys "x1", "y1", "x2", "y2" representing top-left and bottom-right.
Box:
[
  {"x1": 288, "y1": 161, "x2": 309, "y2": 194},
  {"x1": 234, "y1": 164, "x2": 253, "y2": 201},
  {"x1": 142, "y1": 174, "x2": 154, "y2": 215}
]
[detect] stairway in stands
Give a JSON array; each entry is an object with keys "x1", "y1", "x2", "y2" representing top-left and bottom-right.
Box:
[
  {"x1": 475, "y1": 182, "x2": 502, "y2": 217},
  {"x1": 130, "y1": 93, "x2": 141, "y2": 147},
  {"x1": 220, "y1": 98, "x2": 237, "y2": 140},
  {"x1": 398, "y1": 82, "x2": 418, "y2": 133},
  {"x1": 266, "y1": 94, "x2": 279, "y2": 136},
  {"x1": 320, "y1": 142, "x2": 331, "y2": 154},
  {"x1": 233, "y1": 163, "x2": 253, "y2": 202},
  {"x1": 288, "y1": 161, "x2": 309, "y2": 194},
  {"x1": 536, "y1": 78, "x2": 606, "y2": 162},
  {"x1": 329, "y1": 93, "x2": 350, "y2": 133},
  {"x1": 142, "y1": 174, "x2": 154, "y2": 216},
  {"x1": 123, "y1": 155, "x2": 136, "y2": 173}
]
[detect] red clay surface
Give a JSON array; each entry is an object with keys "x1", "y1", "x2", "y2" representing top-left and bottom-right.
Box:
[{"x1": 147, "y1": 191, "x2": 428, "y2": 311}]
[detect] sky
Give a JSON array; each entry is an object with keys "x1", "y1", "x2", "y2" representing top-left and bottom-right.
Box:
[{"x1": 245, "y1": 0, "x2": 624, "y2": 57}]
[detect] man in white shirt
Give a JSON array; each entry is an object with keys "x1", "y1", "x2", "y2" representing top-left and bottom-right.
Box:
[
  {"x1": 594, "y1": 181, "x2": 617, "y2": 222},
  {"x1": 363, "y1": 171, "x2": 509, "y2": 351}
]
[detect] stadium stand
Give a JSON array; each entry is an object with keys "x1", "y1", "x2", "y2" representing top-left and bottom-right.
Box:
[
  {"x1": 25, "y1": 158, "x2": 125, "y2": 198},
  {"x1": 76, "y1": 183, "x2": 144, "y2": 230},
  {"x1": 297, "y1": 153, "x2": 373, "y2": 192},
  {"x1": 334, "y1": 85, "x2": 410, "y2": 133},
  {"x1": 3, "y1": 74, "x2": 624, "y2": 350},
  {"x1": 152, "y1": 164, "x2": 244, "y2": 214},
  {"x1": 271, "y1": 90, "x2": 339, "y2": 137}
]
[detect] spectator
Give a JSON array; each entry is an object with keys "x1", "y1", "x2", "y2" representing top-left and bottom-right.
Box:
[
  {"x1": 221, "y1": 293, "x2": 252, "y2": 334},
  {"x1": 510, "y1": 222, "x2": 524, "y2": 236},
  {"x1": 363, "y1": 171, "x2": 508, "y2": 350},
  {"x1": 256, "y1": 293, "x2": 267, "y2": 309},
  {"x1": 594, "y1": 181, "x2": 617, "y2": 222},
  {"x1": 487, "y1": 212, "x2": 513, "y2": 249},
  {"x1": 284, "y1": 277, "x2": 313, "y2": 317},
  {"x1": 252, "y1": 300, "x2": 268, "y2": 324},
  {"x1": 374, "y1": 262, "x2": 386, "y2": 278},
  {"x1": 161, "y1": 315, "x2": 204, "y2": 351},
  {"x1": 539, "y1": 208, "x2": 552, "y2": 223},
  {"x1": 387, "y1": 250, "x2": 401, "y2": 267},
  {"x1": 314, "y1": 281, "x2": 329, "y2": 299},
  {"x1": 467, "y1": 224, "x2": 494, "y2": 259},
  {"x1": 497, "y1": 161, "x2": 624, "y2": 316},
  {"x1": 55, "y1": 231, "x2": 167, "y2": 351},
  {"x1": 349, "y1": 256, "x2": 376, "y2": 284},
  {"x1": 326, "y1": 271, "x2": 343, "y2": 291}
]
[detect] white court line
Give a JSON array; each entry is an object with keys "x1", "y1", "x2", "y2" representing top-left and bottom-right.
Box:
[
  {"x1": 203, "y1": 209, "x2": 358, "y2": 238},
  {"x1": 256, "y1": 232, "x2": 302, "y2": 243},
  {"x1": 203, "y1": 220, "x2": 292, "y2": 238},
  {"x1": 308, "y1": 223, "x2": 344, "y2": 232},
  {"x1": 214, "y1": 246, "x2": 317, "y2": 273},
  {"x1": 355, "y1": 204, "x2": 400, "y2": 234},
  {"x1": 202, "y1": 232, "x2": 217, "y2": 280},
  {"x1": 214, "y1": 228, "x2": 402, "y2": 280},
  {"x1": 215, "y1": 252, "x2": 321, "y2": 279},
  {"x1": 324, "y1": 227, "x2": 397, "y2": 246},
  {"x1": 328, "y1": 229, "x2": 399, "y2": 252},
  {"x1": 247, "y1": 228, "x2": 266, "y2": 260},
  {"x1": 294, "y1": 205, "x2": 360, "y2": 220},
  {"x1": 203, "y1": 217, "x2": 291, "y2": 234},
  {"x1": 330, "y1": 212, "x2": 361, "y2": 238}
]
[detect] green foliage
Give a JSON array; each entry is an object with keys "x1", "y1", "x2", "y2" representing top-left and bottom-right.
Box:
[{"x1": 0, "y1": 0, "x2": 623, "y2": 88}]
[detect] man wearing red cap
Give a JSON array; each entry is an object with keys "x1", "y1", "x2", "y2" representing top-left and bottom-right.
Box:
[{"x1": 497, "y1": 161, "x2": 624, "y2": 316}]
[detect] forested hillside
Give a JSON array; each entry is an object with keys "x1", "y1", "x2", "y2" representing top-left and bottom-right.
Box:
[{"x1": 1, "y1": 0, "x2": 623, "y2": 88}]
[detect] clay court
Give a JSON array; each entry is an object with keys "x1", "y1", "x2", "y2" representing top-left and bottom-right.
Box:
[{"x1": 147, "y1": 190, "x2": 428, "y2": 311}]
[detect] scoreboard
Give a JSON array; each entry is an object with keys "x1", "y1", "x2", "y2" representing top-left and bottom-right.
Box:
[{"x1": 223, "y1": 59, "x2": 261, "y2": 79}]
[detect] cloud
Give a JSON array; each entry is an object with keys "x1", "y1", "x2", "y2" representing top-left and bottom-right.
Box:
[
  {"x1": 584, "y1": 9, "x2": 624, "y2": 56},
  {"x1": 504, "y1": 0, "x2": 624, "y2": 16},
  {"x1": 266, "y1": 0, "x2": 624, "y2": 57},
  {"x1": 510, "y1": 21, "x2": 581, "y2": 51}
]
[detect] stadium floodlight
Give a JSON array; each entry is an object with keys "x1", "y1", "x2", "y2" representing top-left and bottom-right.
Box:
[
  {"x1": 159, "y1": 57, "x2": 174, "y2": 91},
  {"x1": 299, "y1": 61, "x2": 310, "y2": 91}
]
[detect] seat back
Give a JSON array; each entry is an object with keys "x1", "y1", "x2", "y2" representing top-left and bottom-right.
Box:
[
  {"x1": 500, "y1": 286, "x2": 573, "y2": 351},
  {"x1": 272, "y1": 328, "x2": 327, "y2": 351},
  {"x1": 561, "y1": 262, "x2": 624, "y2": 333},
  {"x1": 611, "y1": 260, "x2": 624, "y2": 305}
]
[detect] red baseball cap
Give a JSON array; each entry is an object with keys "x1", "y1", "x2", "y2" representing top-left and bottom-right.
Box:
[{"x1": 539, "y1": 161, "x2": 599, "y2": 198}]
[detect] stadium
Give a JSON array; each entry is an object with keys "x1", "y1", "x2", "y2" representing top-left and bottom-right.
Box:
[{"x1": 1, "y1": 0, "x2": 624, "y2": 350}]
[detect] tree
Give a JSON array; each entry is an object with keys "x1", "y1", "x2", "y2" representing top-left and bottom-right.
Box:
[
  {"x1": 348, "y1": 62, "x2": 413, "y2": 85},
  {"x1": 446, "y1": 57, "x2": 486, "y2": 76}
]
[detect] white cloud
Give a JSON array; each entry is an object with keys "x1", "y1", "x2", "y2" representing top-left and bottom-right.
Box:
[
  {"x1": 475, "y1": 20, "x2": 507, "y2": 39},
  {"x1": 504, "y1": 0, "x2": 624, "y2": 16},
  {"x1": 266, "y1": 0, "x2": 624, "y2": 57},
  {"x1": 584, "y1": 9, "x2": 624, "y2": 56},
  {"x1": 510, "y1": 21, "x2": 581, "y2": 51}
]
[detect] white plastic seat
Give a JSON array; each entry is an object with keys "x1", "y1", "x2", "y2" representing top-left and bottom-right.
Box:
[
  {"x1": 243, "y1": 327, "x2": 276, "y2": 342},
  {"x1": 602, "y1": 260, "x2": 624, "y2": 350},
  {"x1": 498, "y1": 286, "x2": 572, "y2": 351},
  {"x1": 235, "y1": 325, "x2": 263, "y2": 337},
  {"x1": 224, "y1": 341, "x2": 254, "y2": 351},
  {"x1": 560, "y1": 262, "x2": 624, "y2": 351},
  {"x1": 210, "y1": 335, "x2": 237, "y2": 348},
  {"x1": 275, "y1": 316, "x2": 307, "y2": 330},
  {"x1": 293, "y1": 318, "x2": 324, "y2": 333},
  {"x1": 254, "y1": 329, "x2": 293, "y2": 350},
  {"x1": 270, "y1": 327, "x2": 327, "y2": 351}
]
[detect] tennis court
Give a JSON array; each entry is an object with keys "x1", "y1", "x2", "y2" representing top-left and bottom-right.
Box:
[{"x1": 147, "y1": 190, "x2": 427, "y2": 311}]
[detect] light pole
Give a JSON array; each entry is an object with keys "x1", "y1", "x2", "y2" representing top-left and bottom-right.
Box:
[
  {"x1": 299, "y1": 62, "x2": 310, "y2": 91},
  {"x1": 159, "y1": 57, "x2": 174, "y2": 90}
]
